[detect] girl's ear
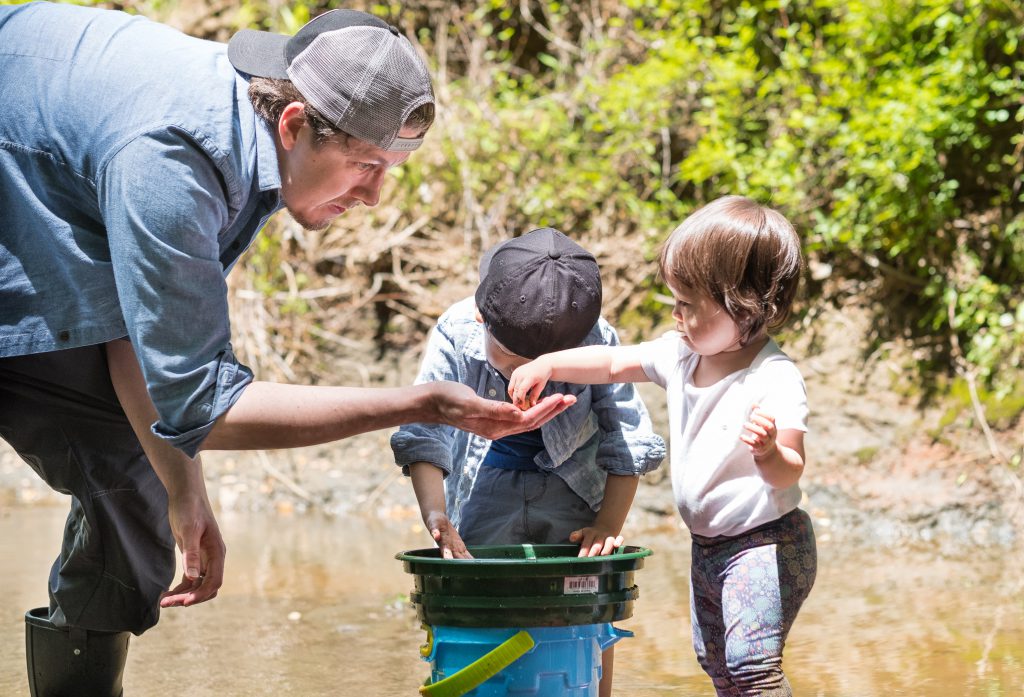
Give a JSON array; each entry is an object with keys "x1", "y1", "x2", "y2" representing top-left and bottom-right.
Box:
[{"x1": 474, "y1": 306, "x2": 484, "y2": 324}]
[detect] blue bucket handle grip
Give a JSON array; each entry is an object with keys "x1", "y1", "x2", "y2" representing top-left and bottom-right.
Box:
[{"x1": 419, "y1": 630, "x2": 535, "y2": 696}]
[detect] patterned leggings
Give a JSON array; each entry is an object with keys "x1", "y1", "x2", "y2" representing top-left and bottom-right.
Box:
[{"x1": 689, "y1": 509, "x2": 816, "y2": 697}]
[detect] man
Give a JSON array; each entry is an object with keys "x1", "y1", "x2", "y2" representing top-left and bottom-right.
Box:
[{"x1": 0, "y1": 4, "x2": 571, "y2": 695}]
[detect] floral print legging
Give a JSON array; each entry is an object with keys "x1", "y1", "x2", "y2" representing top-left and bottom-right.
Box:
[{"x1": 689, "y1": 508, "x2": 817, "y2": 697}]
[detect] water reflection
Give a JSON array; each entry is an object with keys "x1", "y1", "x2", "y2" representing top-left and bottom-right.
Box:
[{"x1": 2, "y1": 506, "x2": 1022, "y2": 696}]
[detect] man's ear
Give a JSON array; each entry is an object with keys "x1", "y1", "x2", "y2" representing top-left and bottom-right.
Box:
[{"x1": 277, "y1": 102, "x2": 306, "y2": 151}]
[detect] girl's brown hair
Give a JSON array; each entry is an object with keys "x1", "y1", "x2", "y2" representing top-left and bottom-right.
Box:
[{"x1": 658, "y1": 195, "x2": 802, "y2": 345}]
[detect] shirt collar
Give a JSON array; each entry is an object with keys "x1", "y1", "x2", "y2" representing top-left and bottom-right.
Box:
[{"x1": 254, "y1": 116, "x2": 281, "y2": 193}]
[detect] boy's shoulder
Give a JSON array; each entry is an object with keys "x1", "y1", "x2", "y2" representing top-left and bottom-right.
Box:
[
  {"x1": 579, "y1": 315, "x2": 621, "y2": 348},
  {"x1": 433, "y1": 296, "x2": 486, "y2": 352},
  {"x1": 436, "y1": 296, "x2": 478, "y2": 326}
]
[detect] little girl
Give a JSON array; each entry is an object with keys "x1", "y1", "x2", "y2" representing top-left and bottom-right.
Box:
[{"x1": 509, "y1": 195, "x2": 816, "y2": 697}]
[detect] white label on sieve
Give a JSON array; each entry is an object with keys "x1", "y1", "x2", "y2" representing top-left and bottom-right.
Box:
[{"x1": 564, "y1": 575, "x2": 599, "y2": 595}]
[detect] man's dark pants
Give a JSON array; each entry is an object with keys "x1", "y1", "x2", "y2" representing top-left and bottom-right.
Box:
[{"x1": 0, "y1": 345, "x2": 176, "y2": 635}]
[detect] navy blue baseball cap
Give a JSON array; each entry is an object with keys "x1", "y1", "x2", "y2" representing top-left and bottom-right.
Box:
[{"x1": 475, "y1": 228, "x2": 603, "y2": 359}]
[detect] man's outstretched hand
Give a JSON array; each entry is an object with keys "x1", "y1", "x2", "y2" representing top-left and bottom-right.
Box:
[{"x1": 430, "y1": 382, "x2": 575, "y2": 440}]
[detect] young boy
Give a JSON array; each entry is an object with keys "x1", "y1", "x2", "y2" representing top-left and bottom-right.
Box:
[
  {"x1": 391, "y1": 227, "x2": 665, "y2": 695},
  {"x1": 391, "y1": 227, "x2": 664, "y2": 559}
]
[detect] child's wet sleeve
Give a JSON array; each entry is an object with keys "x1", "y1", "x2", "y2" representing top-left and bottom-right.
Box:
[
  {"x1": 588, "y1": 322, "x2": 667, "y2": 475},
  {"x1": 389, "y1": 320, "x2": 461, "y2": 475}
]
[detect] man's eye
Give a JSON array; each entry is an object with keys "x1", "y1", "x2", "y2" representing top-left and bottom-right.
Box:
[{"x1": 357, "y1": 162, "x2": 375, "y2": 172}]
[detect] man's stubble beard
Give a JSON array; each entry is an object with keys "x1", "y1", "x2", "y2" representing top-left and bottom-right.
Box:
[{"x1": 283, "y1": 202, "x2": 332, "y2": 232}]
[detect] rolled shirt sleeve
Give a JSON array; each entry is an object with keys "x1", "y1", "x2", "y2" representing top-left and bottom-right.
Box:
[
  {"x1": 588, "y1": 323, "x2": 666, "y2": 476},
  {"x1": 389, "y1": 321, "x2": 462, "y2": 475},
  {"x1": 98, "y1": 129, "x2": 253, "y2": 456}
]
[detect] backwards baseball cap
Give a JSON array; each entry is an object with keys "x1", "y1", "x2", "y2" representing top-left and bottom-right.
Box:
[
  {"x1": 228, "y1": 9, "x2": 435, "y2": 152},
  {"x1": 475, "y1": 228, "x2": 603, "y2": 360}
]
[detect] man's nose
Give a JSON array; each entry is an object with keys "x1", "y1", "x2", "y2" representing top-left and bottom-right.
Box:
[{"x1": 352, "y1": 171, "x2": 385, "y2": 207}]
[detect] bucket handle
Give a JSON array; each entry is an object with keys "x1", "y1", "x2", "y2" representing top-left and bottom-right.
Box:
[{"x1": 419, "y1": 630, "x2": 535, "y2": 697}]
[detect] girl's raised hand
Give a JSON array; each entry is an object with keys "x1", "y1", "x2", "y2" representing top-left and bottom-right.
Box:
[
  {"x1": 740, "y1": 404, "x2": 778, "y2": 459},
  {"x1": 508, "y1": 359, "x2": 553, "y2": 410}
]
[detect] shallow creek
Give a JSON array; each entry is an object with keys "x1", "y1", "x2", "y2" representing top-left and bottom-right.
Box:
[{"x1": 3, "y1": 505, "x2": 1022, "y2": 696}]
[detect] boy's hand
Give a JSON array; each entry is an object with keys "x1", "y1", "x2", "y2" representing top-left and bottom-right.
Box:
[
  {"x1": 425, "y1": 510, "x2": 473, "y2": 559},
  {"x1": 569, "y1": 527, "x2": 624, "y2": 557},
  {"x1": 508, "y1": 360, "x2": 553, "y2": 411},
  {"x1": 740, "y1": 404, "x2": 778, "y2": 460}
]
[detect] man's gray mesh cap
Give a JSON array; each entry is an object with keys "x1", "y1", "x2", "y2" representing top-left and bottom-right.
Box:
[{"x1": 228, "y1": 9, "x2": 434, "y2": 152}]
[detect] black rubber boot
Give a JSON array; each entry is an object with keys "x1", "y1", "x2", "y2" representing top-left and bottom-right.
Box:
[{"x1": 25, "y1": 607, "x2": 130, "y2": 697}]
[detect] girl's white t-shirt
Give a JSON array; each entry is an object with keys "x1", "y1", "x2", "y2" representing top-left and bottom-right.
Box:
[{"x1": 636, "y1": 332, "x2": 808, "y2": 537}]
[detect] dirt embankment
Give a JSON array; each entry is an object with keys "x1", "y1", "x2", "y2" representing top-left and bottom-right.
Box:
[{"x1": 1, "y1": 297, "x2": 1020, "y2": 550}]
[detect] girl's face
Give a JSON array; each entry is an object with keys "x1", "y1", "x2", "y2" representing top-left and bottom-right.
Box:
[{"x1": 668, "y1": 283, "x2": 743, "y2": 356}]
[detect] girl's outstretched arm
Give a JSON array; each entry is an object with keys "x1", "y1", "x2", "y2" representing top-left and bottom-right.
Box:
[{"x1": 508, "y1": 345, "x2": 649, "y2": 409}]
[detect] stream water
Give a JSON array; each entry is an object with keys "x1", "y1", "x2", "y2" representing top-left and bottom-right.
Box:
[{"x1": 2, "y1": 505, "x2": 1022, "y2": 696}]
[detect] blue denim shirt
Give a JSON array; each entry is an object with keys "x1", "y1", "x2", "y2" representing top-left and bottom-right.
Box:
[
  {"x1": 390, "y1": 297, "x2": 666, "y2": 528},
  {"x1": 0, "y1": 3, "x2": 282, "y2": 455}
]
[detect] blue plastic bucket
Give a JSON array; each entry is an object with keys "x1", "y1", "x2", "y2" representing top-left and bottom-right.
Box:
[
  {"x1": 422, "y1": 624, "x2": 631, "y2": 696},
  {"x1": 397, "y1": 544, "x2": 652, "y2": 696}
]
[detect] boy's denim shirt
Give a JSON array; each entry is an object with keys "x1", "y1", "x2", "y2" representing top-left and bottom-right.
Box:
[
  {"x1": 390, "y1": 297, "x2": 666, "y2": 528},
  {"x1": 0, "y1": 4, "x2": 282, "y2": 455}
]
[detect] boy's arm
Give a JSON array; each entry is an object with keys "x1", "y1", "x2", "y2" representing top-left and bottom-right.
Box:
[
  {"x1": 409, "y1": 462, "x2": 471, "y2": 559},
  {"x1": 570, "y1": 474, "x2": 640, "y2": 557},
  {"x1": 391, "y1": 319, "x2": 464, "y2": 475},
  {"x1": 509, "y1": 345, "x2": 649, "y2": 409}
]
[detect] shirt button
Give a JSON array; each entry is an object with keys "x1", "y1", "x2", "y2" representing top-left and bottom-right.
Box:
[
  {"x1": 58, "y1": 330, "x2": 70, "y2": 342},
  {"x1": 488, "y1": 388, "x2": 497, "y2": 397}
]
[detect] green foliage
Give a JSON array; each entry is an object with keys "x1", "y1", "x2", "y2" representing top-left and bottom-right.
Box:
[{"x1": 403, "y1": 0, "x2": 1023, "y2": 394}]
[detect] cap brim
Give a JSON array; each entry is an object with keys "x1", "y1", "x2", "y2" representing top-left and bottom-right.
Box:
[{"x1": 228, "y1": 29, "x2": 291, "y2": 79}]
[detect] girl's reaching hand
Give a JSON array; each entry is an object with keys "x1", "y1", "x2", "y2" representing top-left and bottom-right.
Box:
[
  {"x1": 508, "y1": 359, "x2": 553, "y2": 410},
  {"x1": 740, "y1": 404, "x2": 778, "y2": 459}
]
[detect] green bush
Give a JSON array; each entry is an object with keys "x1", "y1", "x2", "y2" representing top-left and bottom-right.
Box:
[{"x1": 401, "y1": 0, "x2": 1023, "y2": 398}]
